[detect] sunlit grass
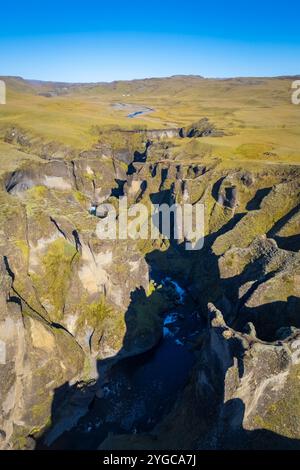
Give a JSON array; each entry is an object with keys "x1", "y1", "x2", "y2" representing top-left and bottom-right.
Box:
[{"x1": 0, "y1": 75, "x2": 299, "y2": 163}]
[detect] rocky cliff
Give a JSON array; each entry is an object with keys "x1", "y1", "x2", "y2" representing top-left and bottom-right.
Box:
[{"x1": 0, "y1": 125, "x2": 299, "y2": 449}]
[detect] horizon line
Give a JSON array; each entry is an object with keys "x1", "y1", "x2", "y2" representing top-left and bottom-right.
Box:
[{"x1": 1, "y1": 73, "x2": 300, "y2": 86}]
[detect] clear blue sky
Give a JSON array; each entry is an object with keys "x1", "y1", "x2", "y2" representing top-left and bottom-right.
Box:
[{"x1": 0, "y1": 0, "x2": 299, "y2": 82}]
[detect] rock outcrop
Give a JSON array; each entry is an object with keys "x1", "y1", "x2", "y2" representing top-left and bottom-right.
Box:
[{"x1": 0, "y1": 125, "x2": 299, "y2": 449}]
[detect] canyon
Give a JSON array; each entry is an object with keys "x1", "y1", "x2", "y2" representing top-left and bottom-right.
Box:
[{"x1": 0, "y1": 75, "x2": 300, "y2": 450}]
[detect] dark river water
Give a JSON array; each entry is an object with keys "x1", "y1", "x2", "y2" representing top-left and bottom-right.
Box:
[{"x1": 40, "y1": 280, "x2": 202, "y2": 450}]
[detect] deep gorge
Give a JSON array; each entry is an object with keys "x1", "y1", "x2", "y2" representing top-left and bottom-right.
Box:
[{"x1": 0, "y1": 125, "x2": 300, "y2": 450}]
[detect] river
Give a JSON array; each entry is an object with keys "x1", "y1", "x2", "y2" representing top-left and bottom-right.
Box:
[{"x1": 39, "y1": 279, "x2": 202, "y2": 450}]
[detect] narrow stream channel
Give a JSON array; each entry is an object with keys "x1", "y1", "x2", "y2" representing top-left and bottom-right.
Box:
[
  {"x1": 127, "y1": 108, "x2": 154, "y2": 118},
  {"x1": 41, "y1": 278, "x2": 203, "y2": 450}
]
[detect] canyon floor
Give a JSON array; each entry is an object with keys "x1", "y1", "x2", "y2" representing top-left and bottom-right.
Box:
[{"x1": 0, "y1": 75, "x2": 300, "y2": 450}]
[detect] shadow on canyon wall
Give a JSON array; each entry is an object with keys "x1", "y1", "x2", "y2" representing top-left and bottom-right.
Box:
[
  {"x1": 206, "y1": 398, "x2": 300, "y2": 450},
  {"x1": 35, "y1": 189, "x2": 300, "y2": 450},
  {"x1": 35, "y1": 290, "x2": 300, "y2": 450}
]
